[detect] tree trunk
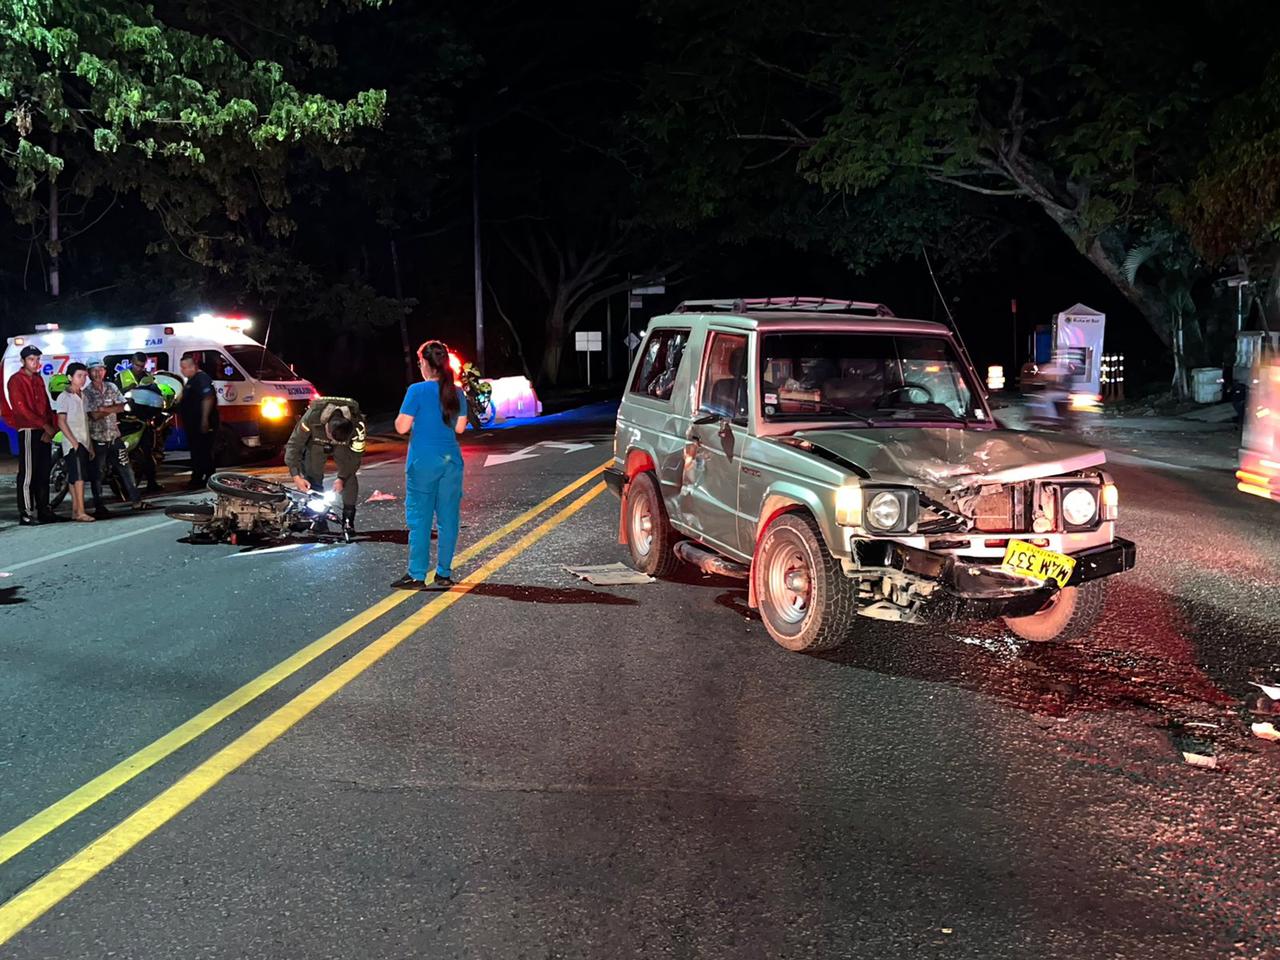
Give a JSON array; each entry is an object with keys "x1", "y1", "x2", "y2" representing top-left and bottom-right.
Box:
[
  {"x1": 1081, "y1": 236, "x2": 1172, "y2": 349},
  {"x1": 539, "y1": 293, "x2": 571, "y2": 385},
  {"x1": 487, "y1": 281, "x2": 534, "y2": 382},
  {"x1": 1170, "y1": 311, "x2": 1189, "y2": 400}
]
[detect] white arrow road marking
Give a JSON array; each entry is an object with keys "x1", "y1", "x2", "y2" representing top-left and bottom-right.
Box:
[
  {"x1": 484, "y1": 445, "x2": 542, "y2": 467},
  {"x1": 484, "y1": 440, "x2": 594, "y2": 468}
]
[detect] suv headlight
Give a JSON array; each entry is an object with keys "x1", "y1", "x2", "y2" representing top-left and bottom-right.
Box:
[
  {"x1": 1061, "y1": 486, "x2": 1098, "y2": 527},
  {"x1": 867, "y1": 491, "x2": 903, "y2": 529}
]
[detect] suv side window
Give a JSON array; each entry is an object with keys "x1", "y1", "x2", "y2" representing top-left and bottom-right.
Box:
[
  {"x1": 699, "y1": 332, "x2": 750, "y2": 422},
  {"x1": 630, "y1": 329, "x2": 689, "y2": 402}
]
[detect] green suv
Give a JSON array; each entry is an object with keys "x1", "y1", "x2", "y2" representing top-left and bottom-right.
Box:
[{"x1": 605, "y1": 297, "x2": 1136, "y2": 652}]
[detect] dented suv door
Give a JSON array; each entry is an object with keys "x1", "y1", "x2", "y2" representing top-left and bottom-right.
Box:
[{"x1": 675, "y1": 329, "x2": 751, "y2": 554}]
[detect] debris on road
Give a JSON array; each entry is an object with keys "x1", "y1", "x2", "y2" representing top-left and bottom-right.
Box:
[
  {"x1": 365, "y1": 490, "x2": 398, "y2": 502},
  {"x1": 1251, "y1": 722, "x2": 1280, "y2": 742},
  {"x1": 1248, "y1": 681, "x2": 1280, "y2": 701},
  {"x1": 563, "y1": 562, "x2": 655, "y2": 586},
  {"x1": 1181, "y1": 751, "x2": 1218, "y2": 769}
]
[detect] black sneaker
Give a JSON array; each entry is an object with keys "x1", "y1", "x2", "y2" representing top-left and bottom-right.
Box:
[
  {"x1": 92, "y1": 507, "x2": 113, "y2": 520},
  {"x1": 390, "y1": 574, "x2": 426, "y2": 590},
  {"x1": 19, "y1": 516, "x2": 41, "y2": 526},
  {"x1": 430, "y1": 575, "x2": 458, "y2": 589}
]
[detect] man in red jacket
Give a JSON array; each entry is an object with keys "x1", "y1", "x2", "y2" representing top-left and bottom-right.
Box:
[{"x1": 5, "y1": 345, "x2": 59, "y2": 525}]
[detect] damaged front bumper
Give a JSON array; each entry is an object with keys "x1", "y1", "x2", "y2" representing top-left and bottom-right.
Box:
[{"x1": 876, "y1": 537, "x2": 1137, "y2": 619}]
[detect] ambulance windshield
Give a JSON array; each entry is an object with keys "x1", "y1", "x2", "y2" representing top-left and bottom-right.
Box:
[{"x1": 224, "y1": 344, "x2": 301, "y2": 381}]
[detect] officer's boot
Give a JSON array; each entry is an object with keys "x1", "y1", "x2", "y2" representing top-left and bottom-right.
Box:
[{"x1": 342, "y1": 506, "x2": 357, "y2": 536}]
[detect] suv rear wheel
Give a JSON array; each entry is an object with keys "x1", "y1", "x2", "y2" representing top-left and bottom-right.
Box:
[
  {"x1": 1003, "y1": 581, "x2": 1106, "y2": 642},
  {"x1": 753, "y1": 513, "x2": 857, "y2": 652},
  {"x1": 624, "y1": 472, "x2": 679, "y2": 577}
]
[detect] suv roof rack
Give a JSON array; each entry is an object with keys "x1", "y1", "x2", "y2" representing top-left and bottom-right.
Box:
[{"x1": 673, "y1": 296, "x2": 895, "y2": 317}]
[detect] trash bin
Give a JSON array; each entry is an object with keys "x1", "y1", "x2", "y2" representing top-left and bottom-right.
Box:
[{"x1": 1191, "y1": 367, "x2": 1224, "y2": 404}]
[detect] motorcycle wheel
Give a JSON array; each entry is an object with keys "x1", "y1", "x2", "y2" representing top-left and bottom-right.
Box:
[
  {"x1": 207, "y1": 472, "x2": 288, "y2": 503},
  {"x1": 165, "y1": 504, "x2": 215, "y2": 524},
  {"x1": 50, "y1": 450, "x2": 69, "y2": 508}
]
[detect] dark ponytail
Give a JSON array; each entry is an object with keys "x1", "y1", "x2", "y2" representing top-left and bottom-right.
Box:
[{"x1": 418, "y1": 340, "x2": 460, "y2": 426}]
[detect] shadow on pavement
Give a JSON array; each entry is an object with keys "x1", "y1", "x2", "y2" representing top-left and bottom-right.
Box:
[{"x1": 353, "y1": 528, "x2": 409, "y2": 545}]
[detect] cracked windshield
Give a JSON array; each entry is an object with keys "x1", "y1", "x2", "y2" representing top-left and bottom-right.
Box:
[{"x1": 760, "y1": 332, "x2": 984, "y2": 423}]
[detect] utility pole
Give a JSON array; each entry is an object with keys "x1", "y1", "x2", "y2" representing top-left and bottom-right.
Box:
[
  {"x1": 606, "y1": 296, "x2": 614, "y2": 381},
  {"x1": 472, "y1": 131, "x2": 485, "y2": 371},
  {"x1": 1011, "y1": 297, "x2": 1018, "y2": 371},
  {"x1": 48, "y1": 133, "x2": 60, "y2": 297}
]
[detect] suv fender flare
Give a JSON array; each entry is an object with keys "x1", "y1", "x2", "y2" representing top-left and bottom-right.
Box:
[
  {"x1": 617, "y1": 447, "x2": 658, "y2": 545},
  {"x1": 748, "y1": 486, "x2": 849, "y2": 608}
]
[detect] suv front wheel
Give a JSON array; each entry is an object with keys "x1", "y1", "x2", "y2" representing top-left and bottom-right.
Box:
[
  {"x1": 753, "y1": 513, "x2": 857, "y2": 653},
  {"x1": 1002, "y1": 581, "x2": 1106, "y2": 642}
]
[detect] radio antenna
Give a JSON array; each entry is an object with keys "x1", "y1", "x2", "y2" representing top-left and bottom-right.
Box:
[{"x1": 921, "y1": 243, "x2": 985, "y2": 396}]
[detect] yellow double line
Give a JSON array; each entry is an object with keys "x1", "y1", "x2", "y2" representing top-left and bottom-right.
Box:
[{"x1": 0, "y1": 463, "x2": 609, "y2": 946}]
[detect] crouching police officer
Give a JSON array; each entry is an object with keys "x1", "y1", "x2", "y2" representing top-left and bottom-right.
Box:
[{"x1": 283, "y1": 396, "x2": 367, "y2": 534}]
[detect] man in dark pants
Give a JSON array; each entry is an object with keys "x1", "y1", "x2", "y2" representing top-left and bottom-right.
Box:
[
  {"x1": 283, "y1": 396, "x2": 367, "y2": 535},
  {"x1": 84, "y1": 359, "x2": 145, "y2": 516},
  {"x1": 179, "y1": 353, "x2": 219, "y2": 489},
  {"x1": 116, "y1": 351, "x2": 162, "y2": 492},
  {"x1": 4, "y1": 345, "x2": 59, "y2": 524}
]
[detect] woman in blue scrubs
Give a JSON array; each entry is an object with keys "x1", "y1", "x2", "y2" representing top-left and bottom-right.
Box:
[{"x1": 392, "y1": 341, "x2": 469, "y2": 589}]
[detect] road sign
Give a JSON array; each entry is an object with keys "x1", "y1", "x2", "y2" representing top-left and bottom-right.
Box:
[
  {"x1": 624, "y1": 332, "x2": 642, "y2": 349},
  {"x1": 631, "y1": 277, "x2": 666, "y2": 295},
  {"x1": 575, "y1": 330, "x2": 602, "y2": 386},
  {"x1": 629, "y1": 297, "x2": 644, "y2": 309}
]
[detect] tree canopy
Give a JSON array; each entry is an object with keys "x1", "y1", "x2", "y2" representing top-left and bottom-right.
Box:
[{"x1": 639, "y1": 0, "x2": 1280, "y2": 358}]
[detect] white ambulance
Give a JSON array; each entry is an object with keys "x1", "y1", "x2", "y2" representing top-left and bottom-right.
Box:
[{"x1": 1, "y1": 314, "x2": 318, "y2": 457}]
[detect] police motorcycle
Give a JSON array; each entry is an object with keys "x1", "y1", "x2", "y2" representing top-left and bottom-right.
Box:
[
  {"x1": 164, "y1": 472, "x2": 352, "y2": 545},
  {"x1": 460, "y1": 361, "x2": 496, "y2": 429}
]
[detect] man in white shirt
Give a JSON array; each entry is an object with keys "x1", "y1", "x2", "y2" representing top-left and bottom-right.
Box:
[{"x1": 54, "y1": 362, "x2": 95, "y2": 522}]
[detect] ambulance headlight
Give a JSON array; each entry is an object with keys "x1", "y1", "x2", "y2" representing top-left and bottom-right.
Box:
[{"x1": 260, "y1": 396, "x2": 289, "y2": 421}]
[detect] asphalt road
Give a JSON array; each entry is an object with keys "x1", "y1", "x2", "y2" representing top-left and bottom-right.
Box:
[{"x1": 0, "y1": 406, "x2": 1278, "y2": 959}]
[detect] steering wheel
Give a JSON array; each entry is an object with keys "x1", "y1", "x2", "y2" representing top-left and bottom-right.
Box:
[{"x1": 882, "y1": 382, "x2": 935, "y2": 405}]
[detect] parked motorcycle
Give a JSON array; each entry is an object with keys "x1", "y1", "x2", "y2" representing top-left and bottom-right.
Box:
[{"x1": 460, "y1": 362, "x2": 496, "y2": 429}]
